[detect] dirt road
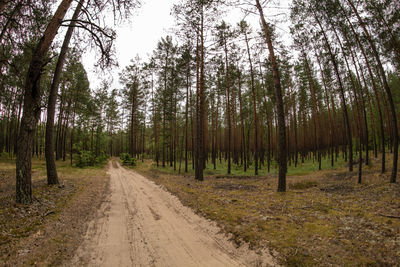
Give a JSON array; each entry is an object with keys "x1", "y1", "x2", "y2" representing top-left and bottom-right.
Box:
[{"x1": 70, "y1": 161, "x2": 275, "y2": 266}]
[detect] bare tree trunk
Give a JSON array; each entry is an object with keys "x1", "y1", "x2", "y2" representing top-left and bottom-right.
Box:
[
  {"x1": 45, "y1": 0, "x2": 83, "y2": 185},
  {"x1": 303, "y1": 52, "x2": 321, "y2": 170},
  {"x1": 346, "y1": 0, "x2": 398, "y2": 183},
  {"x1": 195, "y1": 7, "x2": 205, "y2": 181},
  {"x1": 238, "y1": 70, "x2": 246, "y2": 172},
  {"x1": 185, "y1": 67, "x2": 189, "y2": 172},
  {"x1": 16, "y1": 0, "x2": 73, "y2": 204},
  {"x1": 256, "y1": 0, "x2": 287, "y2": 191},
  {"x1": 316, "y1": 16, "x2": 353, "y2": 172},
  {"x1": 224, "y1": 53, "x2": 231, "y2": 174},
  {"x1": 244, "y1": 30, "x2": 258, "y2": 175}
]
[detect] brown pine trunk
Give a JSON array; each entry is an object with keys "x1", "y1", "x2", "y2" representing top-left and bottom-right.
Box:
[
  {"x1": 62, "y1": 101, "x2": 71, "y2": 161},
  {"x1": 341, "y1": 8, "x2": 386, "y2": 172},
  {"x1": 195, "y1": 33, "x2": 200, "y2": 177},
  {"x1": 332, "y1": 25, "x2": 363, "y2": 173},
  {"x1": 315, "y1": 52, "x2": 335, "y2": 167},
  {"x1": 196, "y1": 7, "x2": 205, "y2": 181},
  {"x1": 303, "y1": 53, "x2": 321, "y2": 170},
  {"x1": 223, "y1": 35, "x2": 232, "y2": 175},
  {"x1": 190, "y1": 84, "x2": 195, "y2": 170},
  {"x1": 45, "y1": 0, "x2": 83, "y2": 185},
  {"x1": 260, "y1": 66, "x2": 272, "y2": 172},
  {"x1": 346, "y1": 0, "x2": 398, "y2": 182},
  {"x1": 256, "y1": 0, "x2": 287, "y2": 191},
  {"x1": 244, "y1": 31, "x2": 258, "y2": 175},
  {"x1": 131, "y1": 88, "x2": 136, "y2": 158},
  {"x1": 56, "y1": 83, "x2": 66, "y2": 160},
  {"x1": 16, "y1": 0, "x2": 73, "y2": 204},
  {"x1": 316, "y1": 16, "x2": 353, "y2": 172},
  {"x1": 348, "y1": 46, "x2": 369, "y2": 166},
  {"x1": 185, "y1": 66, "x2": 189, "y2": 172},
  {"x1": 151, "y1": 73, "x2": 159, "y2": 167},
  {"x1": 238, "y1": 70, "x2": 246, "y2": 172},
  {"x1": 70, "y1": 108, "x2": 76, "y2": 166}
]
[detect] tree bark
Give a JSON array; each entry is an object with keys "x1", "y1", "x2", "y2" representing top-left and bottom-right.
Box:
[
  {"x1": 223, "y1": 34, "x2": 232, "y2": 175},
  {"x1": 244, "y1": 30, "x2": 258, "y2": 175},
  {"x1": 346, "y1": 0, "x2": 398, "y2": 183},
  {"x1": 16, "y1": 0, "x2": 73, "y2": 204},
  {"x1": 195, "y1": 7, "x2": 205, "y2": 181},
  {"x1": 45, "y1": 0, "x2": 83, "y2": 185},
  {"x1": 237, "y1": 70, "x2": 246, "y2": 172},
  {"x1": 255, "y1": 0, "x2": 287, "y2": 191},
  {"x1": 315, "y1": 15, "x2": 353, "y2": 172}
]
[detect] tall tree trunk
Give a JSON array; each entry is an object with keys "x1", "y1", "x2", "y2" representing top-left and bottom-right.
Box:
[
  {"x1": 16, "y1": 0, "x2": 73, "y2": 204},
  {"x1": 303, "y1": 53, "x2": 321, "y2": 170},
  {"x1": 195, "y1": 7, "x2": 205, "y2": 181},
  {"x1": 315, "y1": 15, "x2": 353, "y2": 172},
  {"x1": 238, "y1": 70, "x2": 246, "y2": 172},
  {"x1": 223, "y1": 35, "x2": 232, "y2": 175},
  {"x1": 56, "y1": 83, "x2": 66, "y2": 160},
  {"x1": 45, "y1": 0, "x2": 83, "y2": 185},
  {"x1": 185, "y1": 66, "x2": 189, "y2": 172},
  {"x1": 315, "y1": 52, "x2": 335, "y2": 167},
  {"x1": 70, "y1": 108, "x2": 76, "y2": 166},
  {"x1": 346, "y1": 0, "x2": 398, "y2": 183},
  {"x1": 340, "y1": 12, "x2": 386, "y2": 172},
  {"x1": 244, "y1": 30, "x2": 258, "y2": 175},
  {"x1": 256, "y1": 0, "x2": 287, "y2": 192}
]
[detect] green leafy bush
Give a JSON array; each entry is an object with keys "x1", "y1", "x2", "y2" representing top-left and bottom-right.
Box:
[
  {"x1": 96, "y1": 152, "x2": 109, "y2": 166},
  {"x1": 72, "y1": 142, "x2": 109, "y2": 168},
  {"x1": 76, "y1": 150, "x2": 96, "y2": 168},
  {"x1": 120, "y1": 153, "x2": 135, "y2": 166}
]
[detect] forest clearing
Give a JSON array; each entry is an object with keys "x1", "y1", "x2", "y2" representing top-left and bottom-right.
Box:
[{"x1": 1, "y1": 0, "x2": 400, "y2": 266}]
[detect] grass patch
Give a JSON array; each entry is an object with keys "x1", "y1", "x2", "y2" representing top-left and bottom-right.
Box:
[
  {"x1": 147, "y1": 153, "x2": 347, "y2": 178},
  {"x1": 134, "y1": 153, "x2": 400, "y2": 266},
  {"x1": 289, "y1": 181, "x2": 318, "y2": 190}
]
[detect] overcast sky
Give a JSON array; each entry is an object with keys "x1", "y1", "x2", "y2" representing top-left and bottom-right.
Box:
[
  {"x1": 82, "y1": 0, "x2": 175, "y2": 90},
  {"x1": 81, "y1": 0, "x2": 291, "y2": 91}
]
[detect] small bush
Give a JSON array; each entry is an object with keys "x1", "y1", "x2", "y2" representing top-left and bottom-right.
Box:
[
  {"x1": 76, "y1": 150, "x2": 96, "y2": 168},
  {"x1": 120, "y1": 153, "x2": 136, "y2": 166},
  {"x1": 96, "y1": 152, "x2": 109, "y2": 166}
]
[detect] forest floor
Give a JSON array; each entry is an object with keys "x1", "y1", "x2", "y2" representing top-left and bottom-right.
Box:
[
  {"x1": 1, "y1": 155, "x2": 399, "y2": 266},
  {"x1": 134, "y1": 155, "x2": 400, "y2": 266},
  {"x1": 0, "y1": 158, "x2": 109, "y2": 266}
]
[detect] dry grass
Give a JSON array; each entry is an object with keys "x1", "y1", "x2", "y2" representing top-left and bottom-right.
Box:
[
  {"x1": 0, "y1": 158, "x2": 109, "y2": 266},
  {"x1": 135, "y1": 156, "x2": 400, "y2": 266}
]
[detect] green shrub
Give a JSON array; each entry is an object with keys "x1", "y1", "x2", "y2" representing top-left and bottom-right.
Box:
[
  {"x1": 96, "y1": 152, "x2": 109, "y2": 166},
  {"x1": 120, "y1": 153, "x2": 135, "y2": 166},
  {"x1": 76, "y1": 150, "x2": 96, "y2": 168}
]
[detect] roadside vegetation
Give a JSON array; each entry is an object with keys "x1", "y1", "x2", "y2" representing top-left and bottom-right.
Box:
[
  {"x1": 134, "y1": 155, "x2": 400, "y2": 266},
  {"x1": 0, "y1": 157, "x2": 109, "y2": 266}
]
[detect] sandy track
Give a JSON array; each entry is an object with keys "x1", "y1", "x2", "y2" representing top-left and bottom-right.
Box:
[{"x1": 69, "y1": 161, "x2": 275, "y2": 267}]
